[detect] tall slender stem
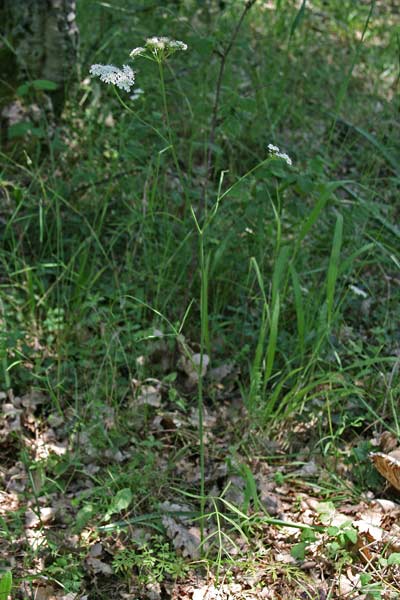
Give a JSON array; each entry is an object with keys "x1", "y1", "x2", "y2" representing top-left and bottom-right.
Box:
[
  {"x1": 158, "y1": 61, "x2": 189, "y2": 210},
  {"x1": 198, "y1": 231, "x2": 206, "y2": 545}
]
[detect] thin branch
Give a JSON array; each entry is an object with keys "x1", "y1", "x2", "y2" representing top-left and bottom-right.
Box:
[{"x1": 206, "y1": 0, "x2": 258, "y2": 182}]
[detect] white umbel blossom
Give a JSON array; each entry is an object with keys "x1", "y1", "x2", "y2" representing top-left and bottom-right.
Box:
[
  {"x1": 146, "y1": 37, "x2": 187, "y2": 51},
  {"x1": 89, "y1": 64, "x2": 136, "y2": 92},
  {"x1": 267, "y1": 143, "x2": 293, "y2": 166},
  {"x1": 130, "y1": 37, "x2": 188, "y2": 61}
]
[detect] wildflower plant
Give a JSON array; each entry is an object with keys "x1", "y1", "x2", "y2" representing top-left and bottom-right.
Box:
[
  {"x1": 89, "y1": 35, "x2": 295, "y2": 552},
  {"x1": 90, "y1": 37, "x2": 189, "y2": 210}
]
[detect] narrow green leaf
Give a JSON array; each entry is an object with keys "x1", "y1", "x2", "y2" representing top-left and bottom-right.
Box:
[
  {"x1": 290, "y1": 264, "x2": 305, "y2": 358},
  {"x1": 326, "y1": 213, "x2": 343, "y2": 325},
  {"x1": 239, "y1": 463, "x2": 260, "y2": 511},
  {"x1": 250, "y1": 256, "x2": 267, "y2": 305},
  {"x1": 263, "y1": 291, "x2": 280, "y2": 393},
  {"x1": 0, "y1": 571, "x2": 12, "y2": 600},
  {"x1": 290, "y1": 0, "x2": 307, "y2": 38},
  {"x1": 296, "y1": 182, "x2": 341, "y2": 246},
  {"x1": 272, "y1": 246, "x2": 290, "y2": 307}
]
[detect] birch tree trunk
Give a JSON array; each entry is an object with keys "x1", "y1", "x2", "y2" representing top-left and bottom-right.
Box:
[{"x1": 0, "y1": 0, "x2": 79, "y2": 120}]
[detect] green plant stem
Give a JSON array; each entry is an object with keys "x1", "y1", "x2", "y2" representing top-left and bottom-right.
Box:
[
  {"x1": 198, "y1": 228, "x2": 206, "y2": 548},
  {"x1": 191, "y1": 201, "x2": 214, "y2": 550},
  {"x1": 157, "y1": 61, "x2": 189, "y2": 212},
  {"x1": 113, "y1": 88, "x2": 168, "y2": 144}
]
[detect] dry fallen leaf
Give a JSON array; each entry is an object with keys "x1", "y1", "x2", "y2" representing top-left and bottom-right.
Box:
[
  {"x1": 136, "y1": 384, "x2": 162, "y2": 407},
  {"x1": 208, "y1": 362, "x2": 234, "y2": 382},
  {"x1": 179, "y1": 353, "x2": 210, "y2": 385},
  {"x1": 162, "y1": 515, "x2": 201, "y2": 559},
  {"x1": 85, "y1": 556, "x2": 113, "y2": 575},
  {"x1": 370, "y1": 450, "x2": 400, "y2": 492}
]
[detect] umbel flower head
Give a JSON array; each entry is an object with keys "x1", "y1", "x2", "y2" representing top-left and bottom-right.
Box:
[
  {"x1": 130, "y1": 37, "x2": 188, "y2": 62},
  {"x1": 89, "y1": 64, "x2": 136, "y2": 93},
  {"x1": 267, "y1": 143, "x2": 292, "y2": 166}
]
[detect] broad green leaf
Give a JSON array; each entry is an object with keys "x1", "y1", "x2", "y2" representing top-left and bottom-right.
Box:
[
  {"x1": 296, "y1": 181, "x2": 342, "y2": 246},
  {"x1": 301, "y1": 527, "x2": 316, "y2": 542},
  {"x1": 272, "y1": 246, "x2": 290, "y2": 307},
  {"x1": 327, "y1": 525, "x2": 339, "y2": 536},
  {"x1": 16, "y1": 79, "x2": 58, "y2": 97},
  {"x1": 32, "y1": 79, "x2": 59, "y2": 91},
  {"x1": 8, "y1": 121, "x2": 44, "y2": 140},
  {"x1": 291, "y1": 541, "x2": 306, "y2": 560},
  {"x1": 239, "y1": 463, "x2": 260, "y2": 511},
  {"x1": 75, "y1": 504, "x2": 95, "y2": 531},
  {"x1": 263, "y1": 291, "x2": 280, "y2": 390},
  {"x1": 16, "y1": 83, "x2": 30, "y2": 97},
  {"x1": 388, "y1": 553, "x2": 400, "y2": 566},
  {"x1": 108, "y1": 488, "x2": 133, "y2": 516},
  {"x1": 344, "y1": 527, "x2": 358, "y2": 544}
]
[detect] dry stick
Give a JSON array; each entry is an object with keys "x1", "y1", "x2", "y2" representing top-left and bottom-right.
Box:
[{"x1": 206, "y1": 0, "x2": 258, "y2": 194}]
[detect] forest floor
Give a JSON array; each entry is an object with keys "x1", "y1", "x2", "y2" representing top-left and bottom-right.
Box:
[{"x1": 1, "y1": 371, "x2": 400, "y2": 599}]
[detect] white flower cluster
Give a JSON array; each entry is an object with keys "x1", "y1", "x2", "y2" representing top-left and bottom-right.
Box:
[
  {"x1": 267, "y1": 143, "x2": 292, "y2": 166},
  {"x1": 146, "y1": 37, "x2": 187, "y2": 51},
  {"x1": 90, "y1": 38, "x2": 188, "y2": 94},
  {"x1": 130, "y1": 37, "x2": 188, "y2": 60},
  {"x1": 89, "y1": 64, "x2": 135, "y2": 92}
]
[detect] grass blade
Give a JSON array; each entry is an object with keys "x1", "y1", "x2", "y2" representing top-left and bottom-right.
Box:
[
  {"x1": 326, "y1": 213, "x2": 343, "y2": 326},
  {"x1": 290, "y1": 264, "x2": 305, "y2": 360},
  {"x1": 289, "y1": 0, "x2": 307, "y2": 39},
  {"x1": 263, "y1": 291, "x2": 280, "y2": 397},
  {"x1": 0, "y1": 571, "x2": 12, "y2": 600}
]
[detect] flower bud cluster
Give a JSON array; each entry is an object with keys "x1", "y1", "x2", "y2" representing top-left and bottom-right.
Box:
[{"x1": 267, "y1": 143, "x2": 292, "y2": 166}]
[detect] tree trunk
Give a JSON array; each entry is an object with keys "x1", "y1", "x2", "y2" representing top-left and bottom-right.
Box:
[{"x1": 0, "y1": 0, "x2": 79, "y2": 121}]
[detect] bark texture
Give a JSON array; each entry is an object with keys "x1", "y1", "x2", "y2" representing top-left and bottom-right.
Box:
[{"x1": 0, "y1": 0, "x2": 79, "y2": 116}]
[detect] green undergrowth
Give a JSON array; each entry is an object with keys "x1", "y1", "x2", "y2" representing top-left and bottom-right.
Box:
[{"x1": 0, "y1": 0, "x2": 399, "y2": 597}]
